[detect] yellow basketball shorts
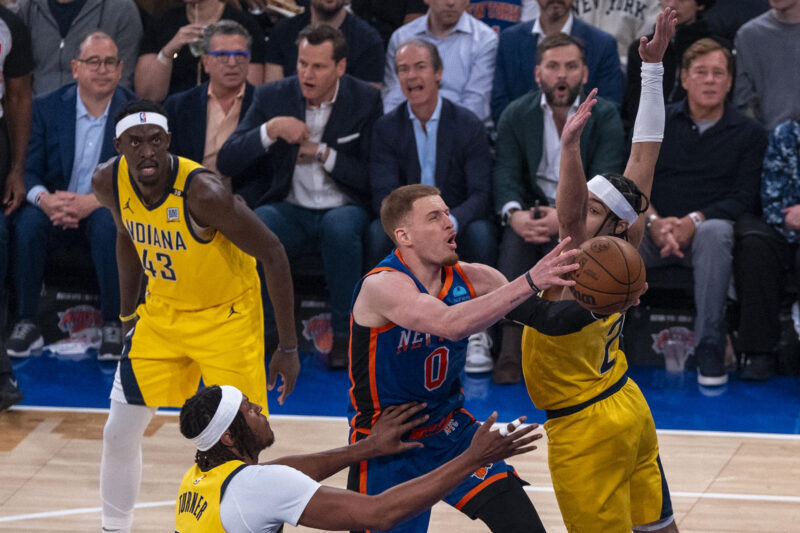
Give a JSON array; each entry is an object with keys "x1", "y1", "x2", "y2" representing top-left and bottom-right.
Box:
[
  {"x1": 544, "y1": 378, "x2": 672, "y2": 532},
  {"x1": 112, "y1": 287, "x2": 268, "y2": 412}
]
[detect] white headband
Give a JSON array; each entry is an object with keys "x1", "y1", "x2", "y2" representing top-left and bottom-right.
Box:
[
  {"x1": 586, "y1": 175, "x2": 639, "y2": 225},
  {"x1": 192, "y1": 385, "x2": 243, "y2": 452},
  {"x1": 115, "y1": 111, "x2": 169, "y2": 138}
]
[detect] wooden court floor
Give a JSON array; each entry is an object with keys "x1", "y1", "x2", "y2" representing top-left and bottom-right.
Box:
[{"x1": 1, "y1": 407, "x2": 799, "y2": 532}]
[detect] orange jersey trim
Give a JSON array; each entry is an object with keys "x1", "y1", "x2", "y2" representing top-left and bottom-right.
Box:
[
  {"x1": 453, "y1": 263, "x2": 477, "y2": 298},
  {"x1": 454, "y1": 472, "x2": 509, "y2": 510}
]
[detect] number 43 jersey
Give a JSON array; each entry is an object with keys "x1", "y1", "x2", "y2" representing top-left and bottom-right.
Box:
[
  {"x1": 348, "y1": 250, "x2": 476, "y2": 430},
  {"x1": 114, "y1": 154, "x2": 258, "y2": 311}
]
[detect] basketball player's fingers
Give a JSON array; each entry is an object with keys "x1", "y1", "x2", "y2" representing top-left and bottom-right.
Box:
[
  {"x1": 508, "y1": 445, "x2": 539, "y2": 458},
  {"x1": 483, "y1": 411, "x2": 499, "y2": 431}
]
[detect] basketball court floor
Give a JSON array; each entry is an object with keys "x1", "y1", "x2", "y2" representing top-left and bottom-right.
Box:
[{"x1": 2, "y1": 350, "x2": 799, "y2": 532}]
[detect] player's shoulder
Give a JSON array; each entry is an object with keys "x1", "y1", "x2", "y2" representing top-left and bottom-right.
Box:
[{"x1": 456, "y1": 262, "x2": 507, "y2": 295}]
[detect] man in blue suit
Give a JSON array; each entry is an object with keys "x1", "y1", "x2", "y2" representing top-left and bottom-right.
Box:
[
  {"x1": 164, "y1": 20, "x2": 265, "y2": 208},
  {"x1": 368, "y1": 39, "x2": 496, "y2": 373},
  {"x1": 218, "y1": 23, "x2": 383, "y2": 370},
  {"x1": 8, "y1": 31, "x2": 136, "y2": 360},
  {"x1": 491, "y1": 0, "x2": 622, "y2": 124}
]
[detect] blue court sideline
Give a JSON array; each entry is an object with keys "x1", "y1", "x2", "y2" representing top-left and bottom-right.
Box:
[{"x1": 10, "y1": 350, "x2": 800, "y2": 434}]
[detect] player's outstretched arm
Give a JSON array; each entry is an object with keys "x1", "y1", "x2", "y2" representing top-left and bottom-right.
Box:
[
  {"x1": 624, "y1": 7, "x2": 676, "y2": 247},
  {"x1": 268, "y1": 402, "x2": 428, "y2": 481},
  {"x1": 356, "y1": 238, "x2": 578, "y2": 340},
  {"x1": 92, "y1": 160, "x2": 144, "y2": 335},
  {"x1": 185, "y1": 172, "x2": 300, "y2": 404},
  {"x1": 297, "y1": 412, "x2": 542, "y2": 531},
  {"x1": 556, "y1": 89, "x2": 599, "y2": 249}
]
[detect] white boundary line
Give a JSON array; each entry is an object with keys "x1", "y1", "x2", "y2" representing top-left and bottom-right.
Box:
[
  {"x1": 9, "y1": 406, "x2": 800, "y2": 440},
  {"x1": 3, "y1": 488, "x2": 800, "y2": 523}
]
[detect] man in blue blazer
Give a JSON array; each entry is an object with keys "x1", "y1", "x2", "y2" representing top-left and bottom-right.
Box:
[
  {"x1": 164, "y1": 20, "x2": 266, "y2": 208},
  {"x1": 368, "y1": 39, "x2": 494, "y2": 269},
  {"x1": 218, "y1": 24, "x2": 383, "y2": 369},
  {"x1": 8, "y1": 32, "x2": 136, "y2": 360},
  {"x1": 491, "y1": 0, "x2": 622, "y2": 124},
  {"x1": 368, "y1": 39, "x2": 496, "y2": 374}
]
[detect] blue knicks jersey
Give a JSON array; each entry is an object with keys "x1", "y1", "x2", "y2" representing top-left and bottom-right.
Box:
[{"x1": 348, "y1": 250, "x2": 477, "y2": 432}]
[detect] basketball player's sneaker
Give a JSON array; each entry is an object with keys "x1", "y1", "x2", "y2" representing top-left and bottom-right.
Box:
[
  {"x1": 7, "y1": 320, "x2": 44, "y2": 358},
  {"x1": 465, "y1": 331, "x2": 493, "y2": 373},
  {"x1": 98, "y1": 322, "x2": 123, "y2": 361}
]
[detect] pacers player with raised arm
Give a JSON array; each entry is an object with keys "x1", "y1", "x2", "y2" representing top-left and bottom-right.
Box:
[
  {"x1": 517, "y1": 7, "x2": 681, "y2": 532},
  {"x1": 92, "y1": 100, "x2": 300, "y2": 533},
  {"x1": 346, "y1": 183, "x2": 580, "y2": 532}
]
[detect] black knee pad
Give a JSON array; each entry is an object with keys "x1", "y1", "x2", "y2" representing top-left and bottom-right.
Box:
[{"x1": 466, "y1": 475, "x2": 545, "y2": 533}]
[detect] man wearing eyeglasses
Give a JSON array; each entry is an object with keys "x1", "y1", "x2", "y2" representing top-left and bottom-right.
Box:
[
  {"x1": 164, "y1": 20, "x2": 265, "y2": 206},
  {"x1": 7, "y1": 31, "x2": 136, "y2": 361}
]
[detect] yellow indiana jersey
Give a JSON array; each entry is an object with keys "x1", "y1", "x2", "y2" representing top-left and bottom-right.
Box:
[
  {"x1": 114, "y1": 155, "x2": 258, "y2": 310},
  {"x1": 521, "y1": 299, "x2": 628, "y2": 411},
  {"x1": 175, "y1": 460, "x2": 246, "y2": 532}
]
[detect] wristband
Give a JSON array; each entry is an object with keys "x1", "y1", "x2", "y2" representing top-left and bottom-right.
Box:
[
  {"x1": 119, "y1": 311, "x2": 138, "y2": 323},
  {"x1": 688, "y1": 211, "x2": 704, "y2": 227},
  {"x1": 525, "y1": 271, "x2": 541, "y2": 294},
  {"x1": 157, "y1": 49, "x2": 172, "y2": 66},
  {"x1": 276, "y1": 345, "x2": 298, "y2": 353}
]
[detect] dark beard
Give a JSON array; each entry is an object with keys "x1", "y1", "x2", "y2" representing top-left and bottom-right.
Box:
[{"x1": 542, "y1": 81, "x2": 582, "y2": 108}]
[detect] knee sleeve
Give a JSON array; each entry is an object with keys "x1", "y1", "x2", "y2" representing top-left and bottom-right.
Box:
[
  {"x1": 470, "y1": 477, "x2": 545, "y2": 533},
  {"x1": 100, "y1": 401, "x2": 156, "y2": 532}
]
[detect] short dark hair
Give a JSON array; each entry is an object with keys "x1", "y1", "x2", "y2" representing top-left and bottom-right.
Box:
[
  {"x1": 536, "y1": 34, "x2": 585, "y2": 65},
  {"x1": 296, "y1": 23, "x2": 348, "y2": 63},
  {"x1": 395, "y1": 39, "x2": 443, "y2": 74},
  {"x1": 202, "y1": 19, "x2": 252, "y2": 54},
  {"x1": 76, "y1": 30, "x2": 115, "y2": 59},
  {"x1": 114, "y1": 99, "x2": 167, "y2": 126},
  {"x1": 179, "y1": 385, "x2": 261, "y2": 471},
  {"x1": 380, "y1": 184, "x2": 441, "y2": 244},
  {"x1": 681, "y1": 37, "x2": 734, "y2": 76}
]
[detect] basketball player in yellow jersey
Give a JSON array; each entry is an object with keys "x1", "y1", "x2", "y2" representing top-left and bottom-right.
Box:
[
  {"x1": 92, "y1": 100, "x2": 300, "y2": 533},
  {"x1": 517, "y1": 8, "x2": 681, "y2": 533}
]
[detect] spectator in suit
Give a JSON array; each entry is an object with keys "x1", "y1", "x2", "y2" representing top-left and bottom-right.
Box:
[
  {"x1": 15, "y1": 0, "x2": 142, "y2": 96},
  {"x1": 623, "y1": 0, "x2": 718, "y2": 131},
  {"x1": 733, "y1": 119, "x2": 800, "y2": 381},
  {"x1": 492, "y1": 33, "x2": 626, "y2": 384},
  {"x1": 351, "y1": 0, "x2": 427, "y2": 48},
  {"x1": 0, "y1": 3, "x2": 32, "y2": 412},
  {"x1": 382, "y1": 0, "x2": 498, "y2": 126},
  {"x1": 640, "y1": 38, "x2": 767, "y2": 387},
  {"x1": 734, "y1": 0, "x2": 800, "y2": 131},
  {"x1": 164, "y1": 20, "x2": 266, "y2": 208},
  {"x1": 491, "y1": 0, "x2": 622, "y2": 125},
  {"x1": 264, "y1": 0, "x2": 384, "y2": 86},
  {"x1": 7, "y1": 32, "x2": 137, "y2": 361},
  {"x1": 218, "y1": 24, "x2": 382, "y2": 370},
  {"x1": 368, "y1": 39, "x2": 496, "y2": 373},
  {"x1": 135, "y1": 0, "x2": 266, "y2": 103}
]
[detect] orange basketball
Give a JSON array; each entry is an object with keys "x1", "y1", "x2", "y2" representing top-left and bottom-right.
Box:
[{"x1": 567, "y1": 236, "x2": 646, "y2": 315}]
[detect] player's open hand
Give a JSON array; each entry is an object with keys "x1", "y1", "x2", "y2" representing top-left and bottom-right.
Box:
[
  {"x1": 367, "y1": 402, "x2": 429, "y2": 456},
  {"x1": 465, "y1": 412, "x2": 541, "y2": 468},
  {"x1": 561, "y1": 88, "x2": 597, "y2": 148},
  {"x1": 527, "y1": 236, "x2": 580, "y2": 291},
  {"x1": 268, "y1": 348, "x2": 300, "y2": 404},
  {"x1": 638, "y1": 7, "x2": 678, "y2": 64}
]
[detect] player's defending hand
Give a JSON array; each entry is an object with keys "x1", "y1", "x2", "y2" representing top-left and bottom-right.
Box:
[
  {"x1": 465, "y1": 412, "x2": 541, "y2": 467},
  {"x1": 366, "y1": 402, "x2": 429, "y2": 456},
  {"x1": 268, "y1": 348, "x2": 300, "y2": 405},
  {"x1": 561, "y1": 89, "x2": 597, "y2": 149},
  {"x1": 526, "y1": 236, "x2": 580, "y2": 291},
  {"x1": 639, "y1": 7, "x2": 678, "y2": 64}
]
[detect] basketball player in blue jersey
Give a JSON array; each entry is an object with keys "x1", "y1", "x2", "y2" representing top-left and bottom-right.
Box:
[
  {"x1": 91, "y1": 100, "x2": 300, "y2": 533},
  {"x1": 346, "y1": 184, "x2": 581, "y2": 532},
  {"x1": 517, "y1": 8, "x2": 681, "y2": 532}
]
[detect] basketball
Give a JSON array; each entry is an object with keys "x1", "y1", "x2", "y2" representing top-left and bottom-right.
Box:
[{"x1": 568, "y1": 236, "x2": 646, "y2": 315}]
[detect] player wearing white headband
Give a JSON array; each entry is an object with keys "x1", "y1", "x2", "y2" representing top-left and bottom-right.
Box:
[
  {"x1": 92, "y1": 99, "x2": 301, "y2": 533},
  {"x1": 176, "y1": 385, "x2": 540, "y2": 533},
  {"x1": 511, "y1": 8, "x2": 682, "y2": 533}
]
